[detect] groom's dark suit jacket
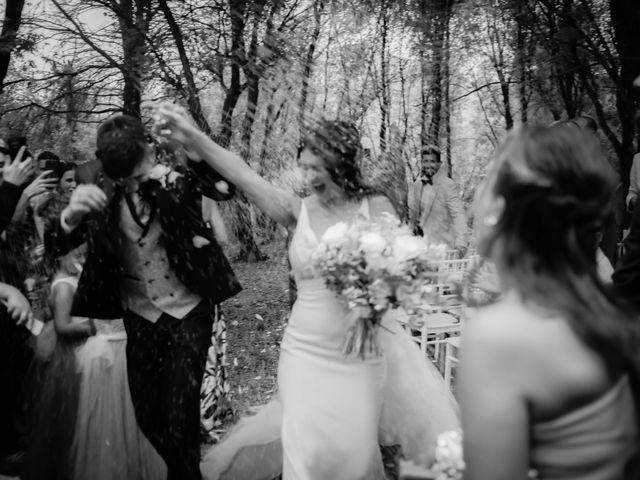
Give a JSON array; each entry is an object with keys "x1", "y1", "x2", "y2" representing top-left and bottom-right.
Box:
[{"x1": 46, "y1": 160, "x2": 242, "y2": 319}]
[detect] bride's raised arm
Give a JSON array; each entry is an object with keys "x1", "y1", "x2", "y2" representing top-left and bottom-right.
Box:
[{"x1": 157, "y1": 105, "x2": 300, "y2": 228}]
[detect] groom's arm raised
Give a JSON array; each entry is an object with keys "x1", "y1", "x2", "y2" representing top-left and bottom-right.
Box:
[{"x1": 45, "y1": 184, "x2": 107, "y2": 257}]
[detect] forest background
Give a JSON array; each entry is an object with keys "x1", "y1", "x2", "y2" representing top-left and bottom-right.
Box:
[{"x1": 1, "y1": 0, "x2": 640, "y2": 417}]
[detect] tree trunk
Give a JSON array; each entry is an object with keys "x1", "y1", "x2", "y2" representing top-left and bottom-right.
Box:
[
  {"x1": 442, "y1": 0, "x2": 452, "y2": 175},
  {"x1": 219, "y1": 0, "x2": 247, "y2": 147},
  {"x1": 222, "y1": 0, "x2": 269, "y2": 263},
  {"x1": 240, "y1": 17, "x2": 261, "y2": 160},
  {"x1": 117, "y1": 0, "x2": 148, "y2": 118},
  {"x1": 298, "y1": 0, "x2": 323, "y2": 134},
  {"x1": 379, "y1": 0, "x2": 390, "y2": 153},
  {"x1": 0, "y1": 0, "x2": 26, "y2": 94},
  {"x1": 241, "y1": 0, "x2": 281, "y2": 160},
  {"x1": 259, "y1": 85, "x2": 285, "y2": 171},
  {"x1": 398, "y1": 55, "x2": 410, "y2": 147},
  {"x1": 419, "y1": 48, "x2": 429, "y2": 162},
  {"x1": 426, "y1": 0, "x2": 451, "y2": 147},
  {"x1": 157, "y1": 0, "x2": 213, "y2": 135},
  {"x1": 487, "y1": 7, "x2": 514, "y2": 131},
  {"x1": 555, "y1": 24, "x2": 580, "y2": 117},
  {"x1": 515, "y1": 17, "x2": 529, "y2": 124}
]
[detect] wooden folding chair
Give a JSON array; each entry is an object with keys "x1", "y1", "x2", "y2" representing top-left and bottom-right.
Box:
[
  {"x1": 434, "y1": 257, "x2": 471, "y2": 283},
  {"x1": 444, "y1": 336, "x2": 461, "y2": 389}
]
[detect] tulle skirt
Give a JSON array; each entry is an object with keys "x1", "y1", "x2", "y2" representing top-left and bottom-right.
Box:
[
  {"x1": 24, "y1": 330, "x2": 166, "y2": 480},
  {"x1": 201, "y1": 294, "x2": 459, "y2": 480},
  {"x1": 72, "y1": 332, "x2": 166, "y2": 480},
  {"x1": 23, "y1": 337, "x2": 82, "y2": 480}
]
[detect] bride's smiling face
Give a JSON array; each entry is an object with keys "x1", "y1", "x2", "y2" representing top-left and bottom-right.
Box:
[{"x1": 298, "y1": 147, "x2": 343, "y2": 201}]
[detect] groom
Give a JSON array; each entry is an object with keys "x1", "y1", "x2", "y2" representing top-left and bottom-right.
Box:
[{"x1": 46, "y1": 114, "x2": 241, "y2": 480}]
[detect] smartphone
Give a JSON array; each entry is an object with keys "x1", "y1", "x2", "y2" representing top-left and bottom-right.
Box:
[{"x1": 7, "y1": 136, "x2": 31, "y2": 161}]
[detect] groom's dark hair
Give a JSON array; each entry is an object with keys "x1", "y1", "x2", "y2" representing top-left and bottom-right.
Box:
[{"x1": 96, "y1": 114, "x2": 149, "y2": 181}]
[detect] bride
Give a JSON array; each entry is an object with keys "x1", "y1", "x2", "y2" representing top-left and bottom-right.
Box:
[{"x1": 157, "y1": 105, "x2": 459, "y2": 480}]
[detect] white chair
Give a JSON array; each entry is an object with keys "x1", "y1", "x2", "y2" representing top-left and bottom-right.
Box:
[
  {"x1": 444, "y1": 336, "x2": 461, "y2": 389},
  {"x1": 407, "y1": 310, "x2": 461, "y2": 364},
  {"x1": 423, "y1": 312, "x2": 461, "y2": 361},
  {"x1": 444, "y1": 249, "x2": 459, "y2": 260},
  {"x1": 434, "y1": 257, "x2": 471, "y2": 283}
]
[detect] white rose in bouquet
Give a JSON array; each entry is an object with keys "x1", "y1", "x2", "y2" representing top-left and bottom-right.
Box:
[
  {"x1": 392, "y1": 235, "x2": 427, "y2": 263},
  {"x1": 359, "y1": 232, "x2": 387, "y2": 254},
  {"x1": 321, "y1": 221, "x2": 350, "y2": 246},
  {"x1": 368, "y1": 278, "x2": 393, "y2": 312}
]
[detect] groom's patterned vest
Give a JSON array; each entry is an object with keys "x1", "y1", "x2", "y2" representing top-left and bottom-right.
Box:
[{"x1": 118, "y1": 196, "x2": 201, "y2": 322}]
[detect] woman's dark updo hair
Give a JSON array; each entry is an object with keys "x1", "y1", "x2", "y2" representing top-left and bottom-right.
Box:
[
  {"x1": 484, "y1": 124, "x2": 638, "y2": 377},
  {"x1": 299, "y1": 119, "x2": 376, "y2": 199}
]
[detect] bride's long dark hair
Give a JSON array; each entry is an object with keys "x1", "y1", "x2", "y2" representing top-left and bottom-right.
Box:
[
  {"x1": 482, "y1": 125, "x2": 640, "y2": 383},
  {"x1": 299, "y1": 119, "x2": 378, "y2": 200}
]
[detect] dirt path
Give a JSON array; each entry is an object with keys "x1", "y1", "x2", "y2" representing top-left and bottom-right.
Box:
[{"x1": 221, "y1": 242, "x2": 289, "y2": 418}]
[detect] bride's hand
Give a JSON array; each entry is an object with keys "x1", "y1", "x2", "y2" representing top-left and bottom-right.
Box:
[
  {"x1": 142, "y1": 101, "x2": 198, "y2": 146},
  {"x1": 161, "y1": 105, "x2": 197, "y2": 145}
]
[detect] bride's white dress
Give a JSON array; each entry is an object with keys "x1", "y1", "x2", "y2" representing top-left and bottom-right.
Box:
[{"x1": 201, "y1": 199, "x2": 459, "y2": 480}]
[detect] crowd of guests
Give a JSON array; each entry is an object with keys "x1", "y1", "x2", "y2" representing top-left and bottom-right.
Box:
[{"x1": 0, "y1": 105, "x2": 639, "y2": 480}]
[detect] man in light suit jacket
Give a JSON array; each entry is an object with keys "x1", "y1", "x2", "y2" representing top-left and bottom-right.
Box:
[{"x1": 408, "y1": 145, "x2": 467, "y2": 256}]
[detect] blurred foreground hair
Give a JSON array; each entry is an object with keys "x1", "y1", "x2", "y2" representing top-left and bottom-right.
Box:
[{"x1": 484, "y1": 125, "x2": 638, "y2": 379}]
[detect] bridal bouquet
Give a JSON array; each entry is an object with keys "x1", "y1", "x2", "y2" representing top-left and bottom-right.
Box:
[{"x1": 311, "y1": 212, "x2": 447, "y2": 359}]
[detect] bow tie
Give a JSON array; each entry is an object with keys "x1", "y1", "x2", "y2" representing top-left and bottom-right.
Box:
[{"x1": 421, "y1": 177, "x2": 433, "y2": 186}]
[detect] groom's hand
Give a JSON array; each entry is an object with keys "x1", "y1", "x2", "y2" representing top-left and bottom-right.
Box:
[{"x1": 62, "y1": 184, "x2": 107, "y2": 230}]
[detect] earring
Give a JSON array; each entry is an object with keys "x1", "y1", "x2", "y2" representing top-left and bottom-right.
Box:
[{"x1": 483, "y1": 215, "x2": 498, "y2": 226}]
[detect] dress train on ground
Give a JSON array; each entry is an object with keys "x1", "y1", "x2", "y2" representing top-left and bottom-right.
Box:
[{"x1": 201, "y1": 313, "x2": 459, "y2": 480}]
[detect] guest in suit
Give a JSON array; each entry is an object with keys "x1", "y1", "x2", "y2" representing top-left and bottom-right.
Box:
[
  {"x1": 408, "y1": 145, "x2": 467, "y2": 257},
  {"x1": 46, "y1": 114, "x2": 242, "y2": 480}
]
